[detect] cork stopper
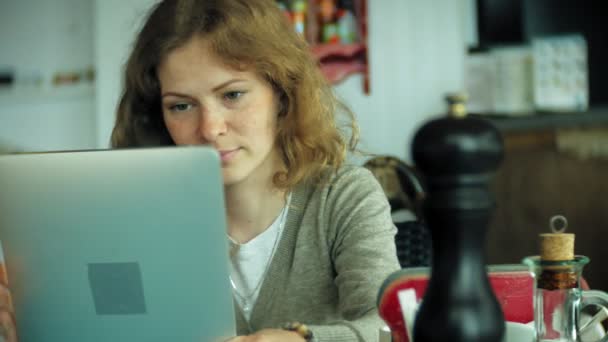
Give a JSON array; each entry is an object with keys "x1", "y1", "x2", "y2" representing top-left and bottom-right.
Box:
[{"x1": 540, "y1": 215, "x2": 575, "y2": 261}]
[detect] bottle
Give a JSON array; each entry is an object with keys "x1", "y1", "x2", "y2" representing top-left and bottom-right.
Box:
[
  {"x1": 305, "y1": 0, "x2": 320, "y2": 44},
  {"x1": 291, "y1": 0, "x2": 307, "y2": 37},
  {"x1": 337, "y1": 9, "x2": 357, "y2": 44},
  {"x1": 412, "y1": 94, "x2": 506, "y2": 341},
  {"x1": 523, "y1": 216, "x2": 608, "y2": 342},
  {"x1": 318, "y1": 0, "x2": 338, "y2": 43},
  {"x1": 318, "y1": 0, "x2": 336, "y2": 24}
]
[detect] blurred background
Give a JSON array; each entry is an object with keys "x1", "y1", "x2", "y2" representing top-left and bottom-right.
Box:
[
  {"x1": 0, "y1": 0, "x2": 469, "y2": 156},
  {"x1": 1, "y1": 0, "x2": 607, "y2": 289}
]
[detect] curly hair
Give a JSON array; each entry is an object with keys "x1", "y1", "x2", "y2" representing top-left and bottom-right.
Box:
[{"x1": 111, "y1": 0, "x2": 359, "y2": 190}]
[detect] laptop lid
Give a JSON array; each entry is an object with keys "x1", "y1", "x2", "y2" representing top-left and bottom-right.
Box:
[{"x1": 0, "y1": 147, "x2": 235, "y2": 341}]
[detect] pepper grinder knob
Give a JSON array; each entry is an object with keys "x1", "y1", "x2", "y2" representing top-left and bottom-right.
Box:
[{"x1": 412, "y1": 93, "x2": 506, "y2": 342}]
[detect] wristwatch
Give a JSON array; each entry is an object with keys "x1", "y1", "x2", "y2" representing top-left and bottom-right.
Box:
[{"x1": 282, "y1": 321, "x2": 314, "y2": 341}]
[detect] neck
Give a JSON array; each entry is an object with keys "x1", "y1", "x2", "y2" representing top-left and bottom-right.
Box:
[{"x1": 224, "y1": 155, "x2": 287, "y2": 244}]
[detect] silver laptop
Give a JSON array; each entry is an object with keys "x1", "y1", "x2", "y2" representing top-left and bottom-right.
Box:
[{"x1": 0, "y1": 147, "x2": 235, "y2": 341}]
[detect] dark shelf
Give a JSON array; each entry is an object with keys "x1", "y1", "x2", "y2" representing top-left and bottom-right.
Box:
[{"x1": 471, "y1": 107, "x2": 608, "y2": 132}]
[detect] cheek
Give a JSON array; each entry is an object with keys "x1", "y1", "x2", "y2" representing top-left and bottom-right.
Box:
[
  {"x1": 163, "y1": 116, "x2": 191, "y2": 142},
  {"x1": 237, "y1": 102, "x2": 278, "y2": 136},
  {"x1": 162, "y1": 115, "x2": 177, "y2": 134},
  {"x1": 242, "y1": 114, "x2": 277, "y2": 142}
]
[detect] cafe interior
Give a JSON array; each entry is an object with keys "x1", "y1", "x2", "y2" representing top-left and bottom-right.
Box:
[{"x1": 1, "y1": 0, "x2": 607, "y2": 341}]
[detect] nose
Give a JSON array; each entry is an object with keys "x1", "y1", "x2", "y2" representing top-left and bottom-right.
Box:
[{"x1": 198, "y1": 110, "x2": 227, "y2": 143}]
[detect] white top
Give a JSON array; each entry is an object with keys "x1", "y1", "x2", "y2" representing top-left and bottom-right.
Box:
[{"x1": 228, "y1": 194, "x2": 290, "y2": 321}]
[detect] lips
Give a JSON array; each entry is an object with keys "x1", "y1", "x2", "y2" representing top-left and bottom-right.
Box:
[{"x1": 218, "y1": 148, "x2": 239, "y2": 163}]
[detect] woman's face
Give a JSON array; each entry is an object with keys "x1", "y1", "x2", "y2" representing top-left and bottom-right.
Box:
[{"x1": 157, "y1": 36, "x2": 281, "y2": 187}]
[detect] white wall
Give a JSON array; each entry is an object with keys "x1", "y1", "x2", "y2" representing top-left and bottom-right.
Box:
[
  {"x1": 94, "y1": 0, "x2": 159, "y2": 148},
  {"x1": 0, "y1": 0, "x2": 94, "y2": 82},
  {"x1": 0, "y1": 0, "x2": 96, "y2": 152},
  {"x1": 336, "y1": 0, "x2": 467, "y2": 162},
  {"x1": 0, "y1": 98, "x2": 95, "y2": 152}
]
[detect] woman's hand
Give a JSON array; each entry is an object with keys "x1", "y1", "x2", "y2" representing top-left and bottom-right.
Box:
[
  {"x1": 0, "y1": 309, "x2": 18, "y2": 342},
  {"x1": 226, "y1": 328, "x2": 306, "y2": 342}
]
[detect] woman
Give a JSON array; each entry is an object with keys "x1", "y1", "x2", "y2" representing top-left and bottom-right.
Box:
[{"x1": 111, "y1": 1, "x2": 400, "y2": 341}]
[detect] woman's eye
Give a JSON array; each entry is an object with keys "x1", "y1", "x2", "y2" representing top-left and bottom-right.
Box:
[
  {"x1": 224, "y1": 91, "x2": 244, "y2": 101},
  {"x1": 169, "y1": 103, "x2": 192, "y2": 112}
]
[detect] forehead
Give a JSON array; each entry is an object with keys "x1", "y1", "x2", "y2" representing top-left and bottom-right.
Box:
[{"x1": 157, "y1": 36, "x2": 258, "y2": 88}]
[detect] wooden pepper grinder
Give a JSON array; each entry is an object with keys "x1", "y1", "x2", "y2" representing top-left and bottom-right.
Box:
[{"x1": 412, "y1": 94, "x2": 505, "y2": 341}]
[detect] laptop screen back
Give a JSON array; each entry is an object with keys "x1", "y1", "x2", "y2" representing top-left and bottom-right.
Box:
[{"x1": 0, "y1": 147, "x2": 235, "y2": 341}]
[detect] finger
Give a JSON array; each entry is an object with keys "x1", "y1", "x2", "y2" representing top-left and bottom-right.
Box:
[{"x1": 0, "y1": 310, "x2": 17, "y2": 342}]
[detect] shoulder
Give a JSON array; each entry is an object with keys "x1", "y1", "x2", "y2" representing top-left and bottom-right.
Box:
[
  {"x1": 289, "y1": 164, "x2": 395, "y2": 253},
  {"x1": 324, "y1": 164, "x2": 384, "y2": 199},
  {"x1": 290, "y1": 164, "x2": 388, "y2": 217},
  {"x1": 306, "y1": 164, "x2": 378, "y2": 189},
  {"x1": 328, "y1": 164, "x2": 376, "y2": 183},
  {"x1": 308, "y1": 164, "x2": 389, "y2": 217}
]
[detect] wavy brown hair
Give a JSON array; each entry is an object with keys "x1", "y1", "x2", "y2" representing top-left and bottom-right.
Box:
[{"x1": 111, "y1": 0, "x2": 359, "y2": 190}]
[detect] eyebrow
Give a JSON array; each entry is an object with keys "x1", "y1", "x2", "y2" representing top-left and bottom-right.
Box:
[
  {"x1": 212, "y1": 79, "x2": 248, "y2": 92},
  {"x1": 161, "y1": 79, "x2": 248, "y2": 98}
]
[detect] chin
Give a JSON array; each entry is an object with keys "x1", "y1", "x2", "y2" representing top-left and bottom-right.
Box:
[
  {"x1": 221, "y1": 169, "x2": 247, "y2": 187},
  {"x1": 220, "y1": 156, "x2": 275, "y2": 188}
]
